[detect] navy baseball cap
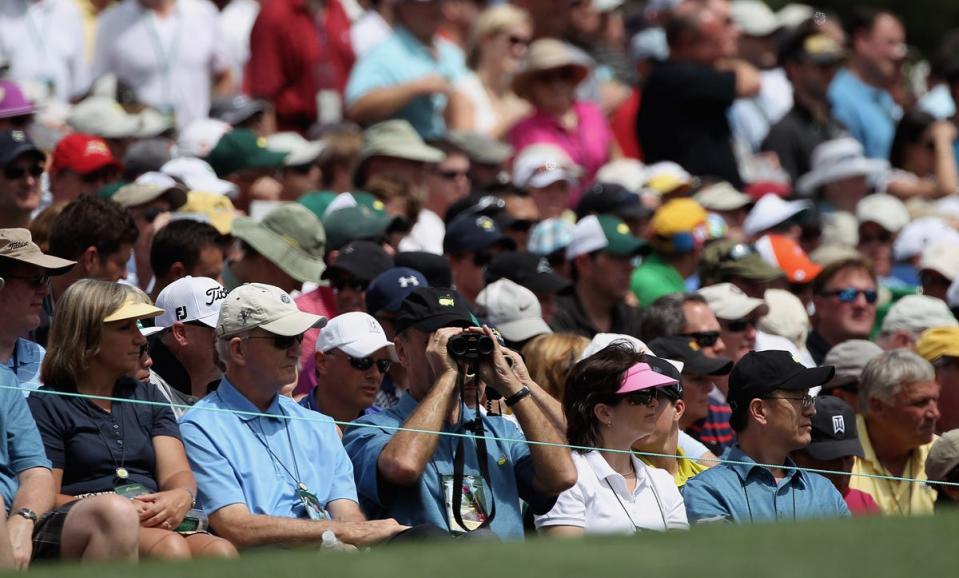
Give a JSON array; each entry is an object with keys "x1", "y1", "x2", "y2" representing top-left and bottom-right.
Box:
[
  {"x1": 395, "y1": 251, "x2": 452, "y2": 288},
  {"x1": 395, "y1": 287, "x2": 477, "y2": 335},
  {"x1": 575, "y1": 182, "x2": 652, "y2": 221},
  {"x1": 321, "y1": 240, "x2": 393, "y2": 283},
  {"x1": 365, "y1": 267, "x2": 429, "y2": 316},
  {"x1": 486, "y1": 251, "x2": 570, "y2": 295},
  {"x1": 442, "y1": 214, "x2": 516, "y2": 255},
  {"x1": 0, "y1": 130, "x2": 43, "y2": 166}
]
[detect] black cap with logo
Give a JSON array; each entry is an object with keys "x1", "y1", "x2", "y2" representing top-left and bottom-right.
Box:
[
  {"x1": 805, "y1": 395, "x2": 864, "y2": 461},
  {"x1": 321, "y1": 240, "x2": 394, "y2": 283},
  {"x1": 395, "y1": 287, "x2": 477, "y2": 335},
  {"x1": 728, "y1": 350, "x2": 834, "y2": 411}
]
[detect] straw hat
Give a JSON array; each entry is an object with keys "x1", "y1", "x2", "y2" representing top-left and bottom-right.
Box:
[{"x1": 512, "y1": 39, "x2": 590, "y2": 101}]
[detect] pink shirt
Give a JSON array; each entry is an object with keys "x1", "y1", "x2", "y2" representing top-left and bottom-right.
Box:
[
  {"x1": 294, "y1": 286, "x2": 337, "y2": 396},
  {"x1": 508, "y1": 101, "x2": 613, "y2": 204}
]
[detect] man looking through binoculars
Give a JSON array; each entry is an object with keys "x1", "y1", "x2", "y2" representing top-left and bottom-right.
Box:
[{"x1": 343, "y1": 287, "x2": 575, "y2": 540}]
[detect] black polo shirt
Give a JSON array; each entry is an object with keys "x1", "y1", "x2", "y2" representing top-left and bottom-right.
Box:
[
  {"x1": 637, "y1": 60, "x2": 741, "y2": 187},
  {"x1": 761, "y1": 100, "x2": 846, "y2": 183},
  {"x1": 550, "y1": 290, "x2": 643, "y2": 339},
  {"x1": 28, "y1": 378, "x2": 181, "y2": 496}
]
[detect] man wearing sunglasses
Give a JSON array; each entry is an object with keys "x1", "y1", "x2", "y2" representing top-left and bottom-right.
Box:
[
  {"x1": 0, "y1": 230, "x2": 75, "y2": 394},
  {"x1": 684, "y1": 350, "x2": 850, "y2": 524},
  {"x1": 308, "y1": 312, "x2": 399, "y2": 426},
  {"x1": 0, "y1": 130, "x2": 44, "y2": 230},
  {"x1": 807, "y1": 257, "x2": 878, "y2": 365},
  {"x1": 698, "y1": 282, "x2": 769, "y2": 364},
  {"x1": 181, "y1": 283, "x2": 410, "y2": 549}
]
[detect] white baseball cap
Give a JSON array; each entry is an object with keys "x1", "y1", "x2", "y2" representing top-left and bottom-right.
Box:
[
  {"x1": 743, "y1": 194, "x2": 811, "y2": 237},
  {"x1": 176, "y1": 118, "x2": 232, "y2": 158},
  {"x1": 856, "y1": 194, "x2": 909, "y2": 233},
  {"x1": 512, "y1": 144, "x2": 581, "y2": 189},
  {"x1": 156, "y1": 276, "x2": 227, "y2": 329},
  {"x1": 731, "y1": 0, "x2": 779, "y2": 37},
  {"x1": 476, "y1": 279, "x2": 553, "y2": 343},
  {"x1": 161, "y1": 157, "x2": 238, "y2": 198},
  {"x1": 697, "y1": 282, "x2": 769, "y2": 320},
  {"x1": 316, "y1": 311, "x2": 398, "y2": 361},
  {"x1": 920, "y1": 242, "x2": 959, "y2": 281},
  {"x1": 267, "y1": 132, "x2": 327, "y2": 167},
  {"x1": 217, "y1": 283, "x2": 327, "y2": 338},
  {"x1": 881, "y1": 294, "x2": 957, "y2": 335},
  {"x1": 893, "y1": 217, "x2": 959, "y2": 261}
]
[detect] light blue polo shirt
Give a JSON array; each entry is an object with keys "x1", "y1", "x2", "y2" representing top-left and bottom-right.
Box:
[
  {"x1": 342, "y1": 393, "x2": 555, "y2": 541},
  {"x1": 828, "y1": 68, "x2": 901, "y2": 160},
  {"x1": 179, "y1": 377, "x2": 358, "y2": 518},
  {"x1": 345, "y1": 26, "x2": 467, "y2": 140},
  {"x1": 4, "y1": 338, "x2": 46, "y2": 396},
  {"x1": 683, "y1": 446, "x2": 850, "y2": 524},
  {"x1": 0, "y1": 365, "x2": 51, "y2": 513}
]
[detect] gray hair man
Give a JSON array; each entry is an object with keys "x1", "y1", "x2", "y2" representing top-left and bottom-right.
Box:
[
  {"x1": 820, "y1": 340, "x2": 884, "y2": 411},
  {"x1": 851, "y1": 350, "x2": 940, "y2": 516}
]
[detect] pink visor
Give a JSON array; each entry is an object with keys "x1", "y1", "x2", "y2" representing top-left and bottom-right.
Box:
[{"x1": 616, "y1": 363, "x2": 679, "y2": 394}]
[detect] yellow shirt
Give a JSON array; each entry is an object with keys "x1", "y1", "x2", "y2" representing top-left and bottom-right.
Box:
[
  {"x1": 850, "y1": 415, "x2": 937, "y2": 517},
  {"x1": 639, "y1": 448, "x2": 709, "y2": 488}
]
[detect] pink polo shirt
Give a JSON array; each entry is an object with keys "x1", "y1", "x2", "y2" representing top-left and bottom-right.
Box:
[{"x1": 508, "y1": 101, "x2": 613, "y2": 204}]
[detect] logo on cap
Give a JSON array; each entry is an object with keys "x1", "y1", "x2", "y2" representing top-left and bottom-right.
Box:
[
  {"x1": 536, "y1": 258, "x2": 552, "y2": 274},
  {"x1": 11, "y1": 130, "x2": 25, "y2": 142},
  {"x1": 438, "y1": 295, "x2": 455, "y2": 307},
  {"x1": 205, "y1": 286, "x2": 227, "y2": 306},
  {"x1": 616, "y1": 223, "x2": 629, "y2": 235},
  {"x1": 5, "y1": 241, "x2": 28, "y2": 251},
  {"x1": 476, "y1": 216, "x2": 495, "y2": 231},
  {"x1": 832, "y1": 415, "x2": 845, "y2": 436},
  {"x1": 688, "y1": 339, "x2": 700, "y2": 351},
  {"x1": 398, "y1": 275, "x2": 420, "y2": 288},
  {"x1": 175, "y1": 306, "x2": 188, "y2": 321}
]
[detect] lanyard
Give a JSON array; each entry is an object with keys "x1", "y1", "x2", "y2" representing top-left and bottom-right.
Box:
[
  {"x1": 243, "y1": 407, "x2": 309, "y2": 493},
  {"x1": 143, "y1": 6, "x2": 181, "y2": 112},
  {"x1": 603, "y1": 466, "x2": 668, "y2": 532},
  {"x1": 80, "y1": 396, "x2": 129, "y2": 482}
]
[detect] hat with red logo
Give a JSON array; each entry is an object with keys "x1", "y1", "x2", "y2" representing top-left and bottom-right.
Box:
[{"x1": 51, "y1": 133, "x2": 121, "y2": 176}]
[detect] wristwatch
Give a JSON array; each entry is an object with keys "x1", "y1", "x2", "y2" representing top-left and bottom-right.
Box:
[
  {"x1": 14, "y1": 508, "x2": 37, "y2": 524},
  {"x1": 504, "y1": 386, "x2": 532, "y2": 408}
]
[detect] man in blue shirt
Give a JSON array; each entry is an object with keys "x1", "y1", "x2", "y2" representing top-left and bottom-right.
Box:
[
  {"x1": 0, "y1": 228, "x2": 76, "y2": 394},
  {"x1": 180, "y1": 283, "x2": 408, "y2": 550},
  {"x1": 684, "y1": 350, "x2": 851, "y2": 523},
  {"x1": 827, "y1": 8, "x2": 905, "y2": 159},
  {"x1": 0, "y1": 366, "x2": 139, "y2": 567},
  {"x1": 345, "y1": 0, "x2": 468, "y2": 139},
  {"x1": 342, "y1": 287, "x2": 575, "y2": 540}
]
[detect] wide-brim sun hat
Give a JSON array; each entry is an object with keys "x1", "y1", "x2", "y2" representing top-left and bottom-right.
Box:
[
  {"x1": 796, "y1": 137, "x2": 889, "y2": 196},
  {"x1": 512, "y1": 38, "x2": 590, "y2": 101}
]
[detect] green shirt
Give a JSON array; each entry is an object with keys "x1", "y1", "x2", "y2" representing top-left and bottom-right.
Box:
[{"x1": 631, "y1": 253, "x2": 686, "y2": 307}]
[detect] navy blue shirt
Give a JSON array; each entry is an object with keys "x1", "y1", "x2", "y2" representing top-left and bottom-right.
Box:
[{"x1": 28, "y1": 378, "x2": 181, "y2": 495}]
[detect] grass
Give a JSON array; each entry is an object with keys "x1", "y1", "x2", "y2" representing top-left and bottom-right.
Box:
[{"x1": 16, "y1": 511, "x2": 959, "y2": 578}]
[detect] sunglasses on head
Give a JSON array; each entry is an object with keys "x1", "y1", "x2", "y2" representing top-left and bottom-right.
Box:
[
  {"x1": 340, "y1": 353, "x2": 392, "y2": 373},
  {"x1": 723, "y1": 317, "x2": 759, "y2": 333},
  {"x1": 681, "y1": 331, "x2": 721, "y2": 347},
  {"x1": 245, "y1": 333, "x2": 305, "y2": 350},
  {"x1": 820, "y1": 287, "x2": 878, "y2": 304},
  {"x1": 3, "y1": 163, "x2": 43, "y2": 180}
]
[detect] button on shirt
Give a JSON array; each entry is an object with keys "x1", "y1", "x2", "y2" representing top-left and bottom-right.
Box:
[
  {"x1": 683, "y1": 446, "x2": 850, "y2": 524},
  {"x1": 345, "y1": 26, "x2": 467, "y2": 140},
  {"x1": 0, "y1": 366, "x2": 51, "y2": 513},
  {"x1": 27, "y1": 378, "x2": 181, "y2": 496},
  {"x1": 535, "y1": 450, "x2": 688, "y2": 533},
  {"x1": 4, "y1": 338, "x2": 45, "y2": 396},
  {"x1": 342, "y1": 393, "x2": 554, "y2": 541},
  {"x1": 180, "y1": 377, "x2": 358, "y2": 518},
  {"x1": 93, "y1": 0, "x2": 230, "y2": 127},
  {"x1": 850, "y1": 415, "x2": 936, "y2": 517},
  {"x1": 828, "y1": 68, "x2": 902, "y2": 160},
  {"x1": 0, "y1": 0, "x2": 89, "y2": 103}
]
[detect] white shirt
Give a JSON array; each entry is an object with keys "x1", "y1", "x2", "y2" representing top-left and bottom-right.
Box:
[
  {"x1": 454, "y1": 72, "x2": 498, "y2": 137},
  {"x1": 93, "y1": 0, "x2": 230, "y2": 128},
  {"x1": 218, "y1": 0, "x2": 258, "y2": 92},
  {"x1": 398, "y1": 208, "x2": 445, "y2": 255},
  {"x1": 350, "y1": 9, "x2": 391, "y2": 58},
  {"x1": 535, "y1": 451, "x2": 688, "y2": 534},
  {"x1": 0, "y1": 0, "x2": 89, "y2": 102}
]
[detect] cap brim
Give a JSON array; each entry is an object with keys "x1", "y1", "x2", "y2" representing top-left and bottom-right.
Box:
[
  {"x1": 525, "y1": 272, "x2": 572, "y2": 295},
  {"x1": 400, "y1": 314, "x2": 474, "y2": 335},
  {"x1": 723, "y1": 257, "x2": 785, "y2": 282},
  {"x1": 780, "y1": 365, "x2": 836, "y2": 391},
  {"x1": 805, "y1": 437, "x2": 864, "y2": 461},
  {"x1": 685, "y1": 355, "x2": 734, "y2": 376},
  {"x1": 260, "y1": 311, "x2": 328, "y2": 336},
  {"x1": 0, "y1": 143, "x2": 43, "y2": 166},
  {"x1": 338, "y1": 339, "x2": 400, "y2": 362},
  {"x1": 7, "y1": 253, "x2": 76, "y2": 275},
  {"x1": 497, "y1": 317, "x2": 553, "y2": 343},
  {"x1": 104, "y1": 302, "x2": 165, "y2": 323},
  {"x1": 140, "y1": 325, "x2": 165, "y2": 337}
]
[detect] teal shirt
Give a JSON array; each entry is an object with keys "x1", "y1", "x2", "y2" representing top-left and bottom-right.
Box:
[
  {"x1": 345, "y1": 27, "x2": 467, "y2": 139},
  {"x1": 631, "y1": 253, "x2": 686, "y2": 307}
]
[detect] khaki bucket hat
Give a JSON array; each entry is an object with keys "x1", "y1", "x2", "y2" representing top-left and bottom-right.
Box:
[
  {"x1": 232, "y1": 203, "x2": 327, "y2": 283},
  {"x1": 512, "y1": 38, "x2": 590, "y2": 101}
]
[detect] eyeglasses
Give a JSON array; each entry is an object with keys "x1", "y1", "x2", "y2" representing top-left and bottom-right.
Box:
[
  {"x1": 244, "y1": 333, "x2": 305, "y2": 350},
  {"x1": 339, "y1": 353, "x2": 392, "y2": 373},
  {"x1": 722, "y1": 317, "x2": 759, "y2": 333},
  {"x1": 819, "y1": 288, "x2": 878, "y2": 304},
  {"x1": 3, "y1": 163, "x2": 43, "y2": 180},
  {"x1": 681, "y1": 331, "x2": 721, "y2": 347},
  {"x1": 858, "y1": 231, "x2": 892, "y2": 244},
  {"x1": 3, "y1": 272, "x2": 51, "y2": 288},
  {"x1": 761, "y1": 394, "x2": 815, "y2": 410},
  {"x1": 472, "y1": 251, "x2": 493, "y2": 268}
]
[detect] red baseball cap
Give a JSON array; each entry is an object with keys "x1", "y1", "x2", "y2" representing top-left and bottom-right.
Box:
[{"x1": 51, "y1": 134, "x2": 121, "y2": 176}]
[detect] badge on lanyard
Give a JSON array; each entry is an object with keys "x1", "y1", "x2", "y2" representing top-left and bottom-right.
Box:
[
  {"x1": 296, "y1": 483, "x2": 330, "y2": 521},
  {"x1": 114, "y1": 483, "x2": 149, "y2": 499},
  {"x1": 441, "y1": 475, "x2": 488, "y2": 532}
]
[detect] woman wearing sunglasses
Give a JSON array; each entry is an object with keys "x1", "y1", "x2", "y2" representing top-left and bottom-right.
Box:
[
  {"x1": 28, "y1": 280, "x2": 236, "y2": 559},
  {"x1": 534, "y1": 343, "x2": 688, "y2": 535}
]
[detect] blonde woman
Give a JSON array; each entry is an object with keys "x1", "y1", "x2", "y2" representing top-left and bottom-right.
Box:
[
  {"x1": 29, "y1": 280, "x2": 236, "y2": 560},
  {"x1": 521, "y1": 333, "x2": 590, "y2": 402},
  {"x1": 449, "y1": 4, "x2": 533, "y2": 138}
]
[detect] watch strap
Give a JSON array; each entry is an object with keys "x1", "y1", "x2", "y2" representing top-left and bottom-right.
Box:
[{"x1": 504, "y1": 385, "x2": 532, "y2": 408}]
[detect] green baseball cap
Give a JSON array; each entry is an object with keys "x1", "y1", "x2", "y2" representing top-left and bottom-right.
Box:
[
  {"x1": 297, "y1": 190, "x2": 338, "y2": 219},
  {"x1": 207, "y1": 128, "x2": 288, "y2": 177},
  {"x1": 699, "y1": 239, "x2": 783, "y2": 284},
  {"x1": 232, "y1": 203, "x2": 327, "y2": 282},
  {"x1": 322, "y1": 204, "x2": 404, "y2": 251},
  {"x1": 565, "y1": 214, "x2": 648, "y2": 260}
]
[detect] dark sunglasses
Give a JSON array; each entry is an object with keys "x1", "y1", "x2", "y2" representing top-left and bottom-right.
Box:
[
  {"x1": 858, "y1": 231, "x2": 892, "y2": 244},
  {"x1": 3, "y1": 163, "x2": 43, "y2": 180},
  {"x1": 622, "y1": 389, "x2": 659, "y2": 408},
  {"x1": 342, "y1": 354, "x2": 392, "y2": 373},
  {"x1": 3, "y1": 272, "x2": 50, "y2": 288},
  {"x1": 438, "y1": 169, "x2": 469, "y2": 180},
  {"x1": 506, "y1": 218, "x2": 536, "y2": 232},
  {"x1": 141, "y1": 206, "x2": 170, "y2": 224},
  {"x1": 723, "y1": 317, "x2": 759, "y2": 333},
  {"x1": 245, "y1": 333, "x2": 305, "y2": 350},
  {"x1": 508, "y1": 34, "x2": 531, "y2": 48},
  {"x1": 535, "y1": 67, "x2": 578, "y2": 84},
  {"x1": 820, "y1": 288, "x2": 878, "y2": 304},
  {"x1": 81, "y1": 168, "x2": 118, "y2": 184},
  {"x1": 472, "y1": 251, "x2": 493, "y2": 268},
  {"x1": 681, "y1": 331, "x2": 721, "y2": 348}
]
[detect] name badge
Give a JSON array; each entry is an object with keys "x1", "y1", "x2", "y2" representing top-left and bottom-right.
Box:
[
  {"x1": 296, "y1": 486, "x2": 329, "y2": 521},
  {"x1": 114, "y1": 483, "x2": 149, "y2": 499},
  {"x1": 441, "y1": 475, "x2": 488, "y2": 532}
]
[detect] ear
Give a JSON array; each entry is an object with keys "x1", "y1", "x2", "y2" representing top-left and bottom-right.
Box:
[
  {"x1": 228, "y1": 336, "x2": 246, "y2": 367},
  {"x1": 748, "y1": 398, "x2": 768, "y2": 426},
  {"x1": 673, "y1": 399, "x2": 686, "y2": 423},
  {"x1": 79, "y1": 246, "x2": 99, "y2": 276},
  {"x1": 314, "y1": 350, "x2": 329, "y2": 376},
  {"x1": 593, "y1": 403, "x2": 613, "y2": 426},
  {"x1": 867, "y1": 395, "x2": 886, "y2": 417},
  {"x1": 171, "y1": 322, "x2": 189, "y2": 346},
  {"x1": 573, "y1": 253, "x2": 592, "y2": 275},
  {"x1": 169, "y1": 261, "x2": 186, "y2": 279},
  {"x1": 326, "y1": 249, "x2": 340, "y2": 268},
  {"x1": 394, "y1": 334, "x2": 410, "y2": 369}
]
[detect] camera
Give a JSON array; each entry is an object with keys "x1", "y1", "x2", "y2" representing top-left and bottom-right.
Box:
[{"x1": 447, "y1": 333, "x2": 494, "y2": 361}]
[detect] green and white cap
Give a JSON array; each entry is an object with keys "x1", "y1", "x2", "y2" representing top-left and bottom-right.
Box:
[
  {"x1": 565, "y1": 214, "x2": 648, "y2": 261},
  {"x1": 217, "y1": 283, "x2": 327, "y2": 338}
]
